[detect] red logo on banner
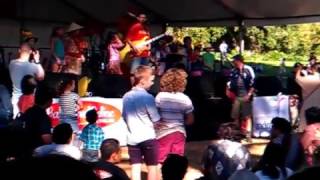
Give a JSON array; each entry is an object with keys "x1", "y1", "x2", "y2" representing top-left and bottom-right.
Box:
[{"x1": 47, "y1": 99, "x2": 122, "y2": 130}]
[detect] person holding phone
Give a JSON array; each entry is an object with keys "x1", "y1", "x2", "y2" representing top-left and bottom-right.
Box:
[{"x1": 9, "y1": 43, "x2": 45, "y2": 118}]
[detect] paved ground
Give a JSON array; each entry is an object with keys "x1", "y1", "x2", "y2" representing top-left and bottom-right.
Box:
[{"x1": 116, "y1": 139, "x2": 269, "y2": 180}]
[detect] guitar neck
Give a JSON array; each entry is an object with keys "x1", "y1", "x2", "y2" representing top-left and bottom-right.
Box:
[{"x1": 137, "y1": 34, "x2": 166, "y2": 47}]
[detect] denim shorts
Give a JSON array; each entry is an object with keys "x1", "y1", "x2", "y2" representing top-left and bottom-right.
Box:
[
  {"x1": 128, "y1": 139, "x2": 159, "y2": 165},
  {"x1": 82, "y1": 149, "x2": 99, "y2": 162},
  {"x1": 59, "y1": 114, "x2": 79, "y2": 133}
]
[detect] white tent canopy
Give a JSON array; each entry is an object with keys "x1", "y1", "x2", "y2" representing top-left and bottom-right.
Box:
[
  {"x1": 5, "y1": 0, "x2": 320, "y2": 26},
  {"x1": 1, "y1": 0, "x2": 320, "y2": 50}
]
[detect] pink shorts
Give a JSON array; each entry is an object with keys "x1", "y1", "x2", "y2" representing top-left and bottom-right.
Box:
[{"x1": 157, "y1": 131, "x2": 186, "y2": 163}]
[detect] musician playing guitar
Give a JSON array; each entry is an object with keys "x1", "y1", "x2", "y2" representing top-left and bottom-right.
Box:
[{"x1": 125, "y1": 13, "x2": 152, "y2": 74}]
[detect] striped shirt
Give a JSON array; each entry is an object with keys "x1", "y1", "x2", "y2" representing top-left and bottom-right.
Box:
[
  {"x1": 59, "y1": 92, "x2": 79, "y2": 116},
  {"x1": 80, "y1": 124, "x2": 105, "y2": 150},
  {"x1": 155, "y1": 92, "x2": 193, "y2": 139}
]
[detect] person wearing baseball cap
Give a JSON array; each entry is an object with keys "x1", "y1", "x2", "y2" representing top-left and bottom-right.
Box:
[{"x1": 227, "y1": 54, "x2": 255, "y2": 135}]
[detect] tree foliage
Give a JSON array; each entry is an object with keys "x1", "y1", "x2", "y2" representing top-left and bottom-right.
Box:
[
  {"x1": 168, "y1": 23, "x2": 320, "y2": 61},
  {"x1": 167, "y1": 27, "x2": 226, "y2": 46}
]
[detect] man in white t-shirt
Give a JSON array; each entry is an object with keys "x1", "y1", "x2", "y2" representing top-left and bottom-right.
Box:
[
  {"x1": 219, "y1": 40, "x2": 228, "y2": 61},
  {"x1": 155, "y1": 68, "x2": 194, "y2": 163},
  {"x1": 34, "y1": 123, "x2": 81, "y2": 160},
  {"x1": 122, "y1": 65, "x2": 160, "y2": 180},
  {"x1": 9, "y1": 43, "x2": 45, "y2": 117}
]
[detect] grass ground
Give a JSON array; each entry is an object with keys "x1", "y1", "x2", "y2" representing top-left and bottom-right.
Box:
[
  {"x1": 246, "y1": 59, "x2": 304, "y2": 76},
  {"x1": 215, "y1": 58, "x2": 307, "y2": 77},
  {"x1": 209, "y1": 51, "x2": 309, "y2": 76}
]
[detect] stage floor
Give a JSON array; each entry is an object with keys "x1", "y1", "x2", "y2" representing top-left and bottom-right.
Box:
[{"x1": 117, "y1": 138, "x2": 269, "y2": 180}]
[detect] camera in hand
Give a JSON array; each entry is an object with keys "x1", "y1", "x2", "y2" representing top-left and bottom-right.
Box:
[{"x1": 29, "y1": 48, "x2": 36, "y2": 63}]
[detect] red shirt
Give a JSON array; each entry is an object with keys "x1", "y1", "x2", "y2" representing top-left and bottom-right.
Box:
[
  {"x1": 18, "y1": 94, "x2": 35, "y2": 113},
  {"x1": 126, "y1": 22, "x2": 150, "y2": 41},
  {"x1": 126, "y1": 22, "x2": 150, "y2": 57}
]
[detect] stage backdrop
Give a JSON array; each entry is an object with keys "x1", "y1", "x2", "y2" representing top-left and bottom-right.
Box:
[
  {"x1": 47, "y1": 97, "x2": 128, "y2": 145},
  {"x1": 252, "y1": 95, "x2": 290, "y2": 138}
]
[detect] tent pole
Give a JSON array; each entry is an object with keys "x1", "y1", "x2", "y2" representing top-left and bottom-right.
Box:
[{"x1": 239, "y1": 20, "x2": 245, "y2": 54}]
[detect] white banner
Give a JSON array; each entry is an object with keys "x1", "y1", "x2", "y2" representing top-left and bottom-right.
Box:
[
  {"x1": 48, "y1": 97, "x2": 128, "y2": 146},
  {"x1": 252, "y1": 95, "x2": 290, "y2": 138}
]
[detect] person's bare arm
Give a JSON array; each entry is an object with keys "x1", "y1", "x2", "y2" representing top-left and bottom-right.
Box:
[
  {"x1": 35, "y1": 65, "x2": 45, "y2": 81},
  {"x1": 185, "y1": 112, "x2": 194, "y2": 125},
  {"x1": 244, "y1": 87, "x2": 255, "y2": 102},
  {"x1": 32, "y1": 51, "x2": 45, "y2": 80},
  {"x1": 127, "y1": 40, "x2": 138, "y2": 53},
  {"x1": 113, "y1": 39, "x2": 125, "y2": 49},
  {"x1": 50, "y1": 38, "x2": 62, "y2": 64},
  {"x1": 295, "y1": 67, "x2": 305, "y2": 85}
]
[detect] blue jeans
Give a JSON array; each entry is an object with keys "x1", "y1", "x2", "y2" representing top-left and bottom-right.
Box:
[
  {"x1": 59, "y1": 114, "x2": 79, "y2": 133},
  {"x1": 82, "y1": 149, "x2": 99, "y2": 162},
  {"x1": 11, "y1": 92, "x2": 22, "y2": 118}
]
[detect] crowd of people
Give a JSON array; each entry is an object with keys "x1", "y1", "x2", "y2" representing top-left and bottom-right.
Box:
[{"x1": 1, "y1": 12, "x2": 320, "y2": 180}]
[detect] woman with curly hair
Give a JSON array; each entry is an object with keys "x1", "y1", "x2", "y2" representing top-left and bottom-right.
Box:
[{"x1": 155, "y1": 68, "x2": 194, "y2": 163}]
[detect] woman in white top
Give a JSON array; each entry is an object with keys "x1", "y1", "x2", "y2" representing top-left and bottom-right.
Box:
[{"x1": 155, "y1": 68, "x2": 194, "y2": 163}]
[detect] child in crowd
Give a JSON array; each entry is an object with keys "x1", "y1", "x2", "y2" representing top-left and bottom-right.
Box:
[
  {"x1": 106, "y1": 32, "x2": 124, "y2": 75},
  {"x1": 18, "y1": 75, "x2": 37, "y2": 113},
  {"x1": 161, "y1": 154, "x2": 189, "y2": 180},
  {"x1": 80, "y1": 109, "x2": 104, "y2": 162},
  {"x1": 58, "y1": 79, "x2": 80, "y2": 133},
  {"x1": 94, "y1": 139, "x2": 130, "y2": 180},
  {"x1": 155, "y1": 68, "x2": 194, "y2": 163},
  {"x1": 122, "y1": 65, "x2": 160, "y2": 180}
]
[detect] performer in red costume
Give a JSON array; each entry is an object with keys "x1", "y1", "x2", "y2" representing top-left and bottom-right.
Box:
[{"x1": 125, "y1": 13, "x2": 152, "y2": 74}]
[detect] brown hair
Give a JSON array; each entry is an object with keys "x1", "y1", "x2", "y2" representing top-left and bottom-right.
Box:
[
  {"x1": 132, "y1": 65, "x2": 153, "y2": 86},
  {"x1": 160, "y1": 68, "x2": 188, "y2": 93},
  {"x1": 58, "y1": 79, "x2": 75, "y2": 96}
]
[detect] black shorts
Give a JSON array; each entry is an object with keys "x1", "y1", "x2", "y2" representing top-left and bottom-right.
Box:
[{"x1": 128, "y1": 139, "x2": 159, "y2": 165}]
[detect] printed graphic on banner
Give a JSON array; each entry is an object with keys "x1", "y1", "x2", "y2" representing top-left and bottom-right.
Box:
[
  {"x1": 252, "y1": 95, "x2": 290, "y2": 138},
  {"x1": 78, "y1": 98, "x2": 122, "y2": 129},
  {"x1": 48, "y1": 97, "x2": 122, "y2": 129},
  {"x1": 47, "y1": 97, "x2": 128, "y2": 145}
]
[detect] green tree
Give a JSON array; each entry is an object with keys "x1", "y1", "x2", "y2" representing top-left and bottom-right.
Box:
[
  {"x1": 167, "y1": 27, "x2": 226, "y2": 45},
  {"x1": 167, "y1": 23, "x2": 320, "y2": 62}
]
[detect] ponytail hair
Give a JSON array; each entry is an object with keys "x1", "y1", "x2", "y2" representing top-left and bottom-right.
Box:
[{"x1": 58, "y1": 79, "x2": 74, "y2": 96}]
